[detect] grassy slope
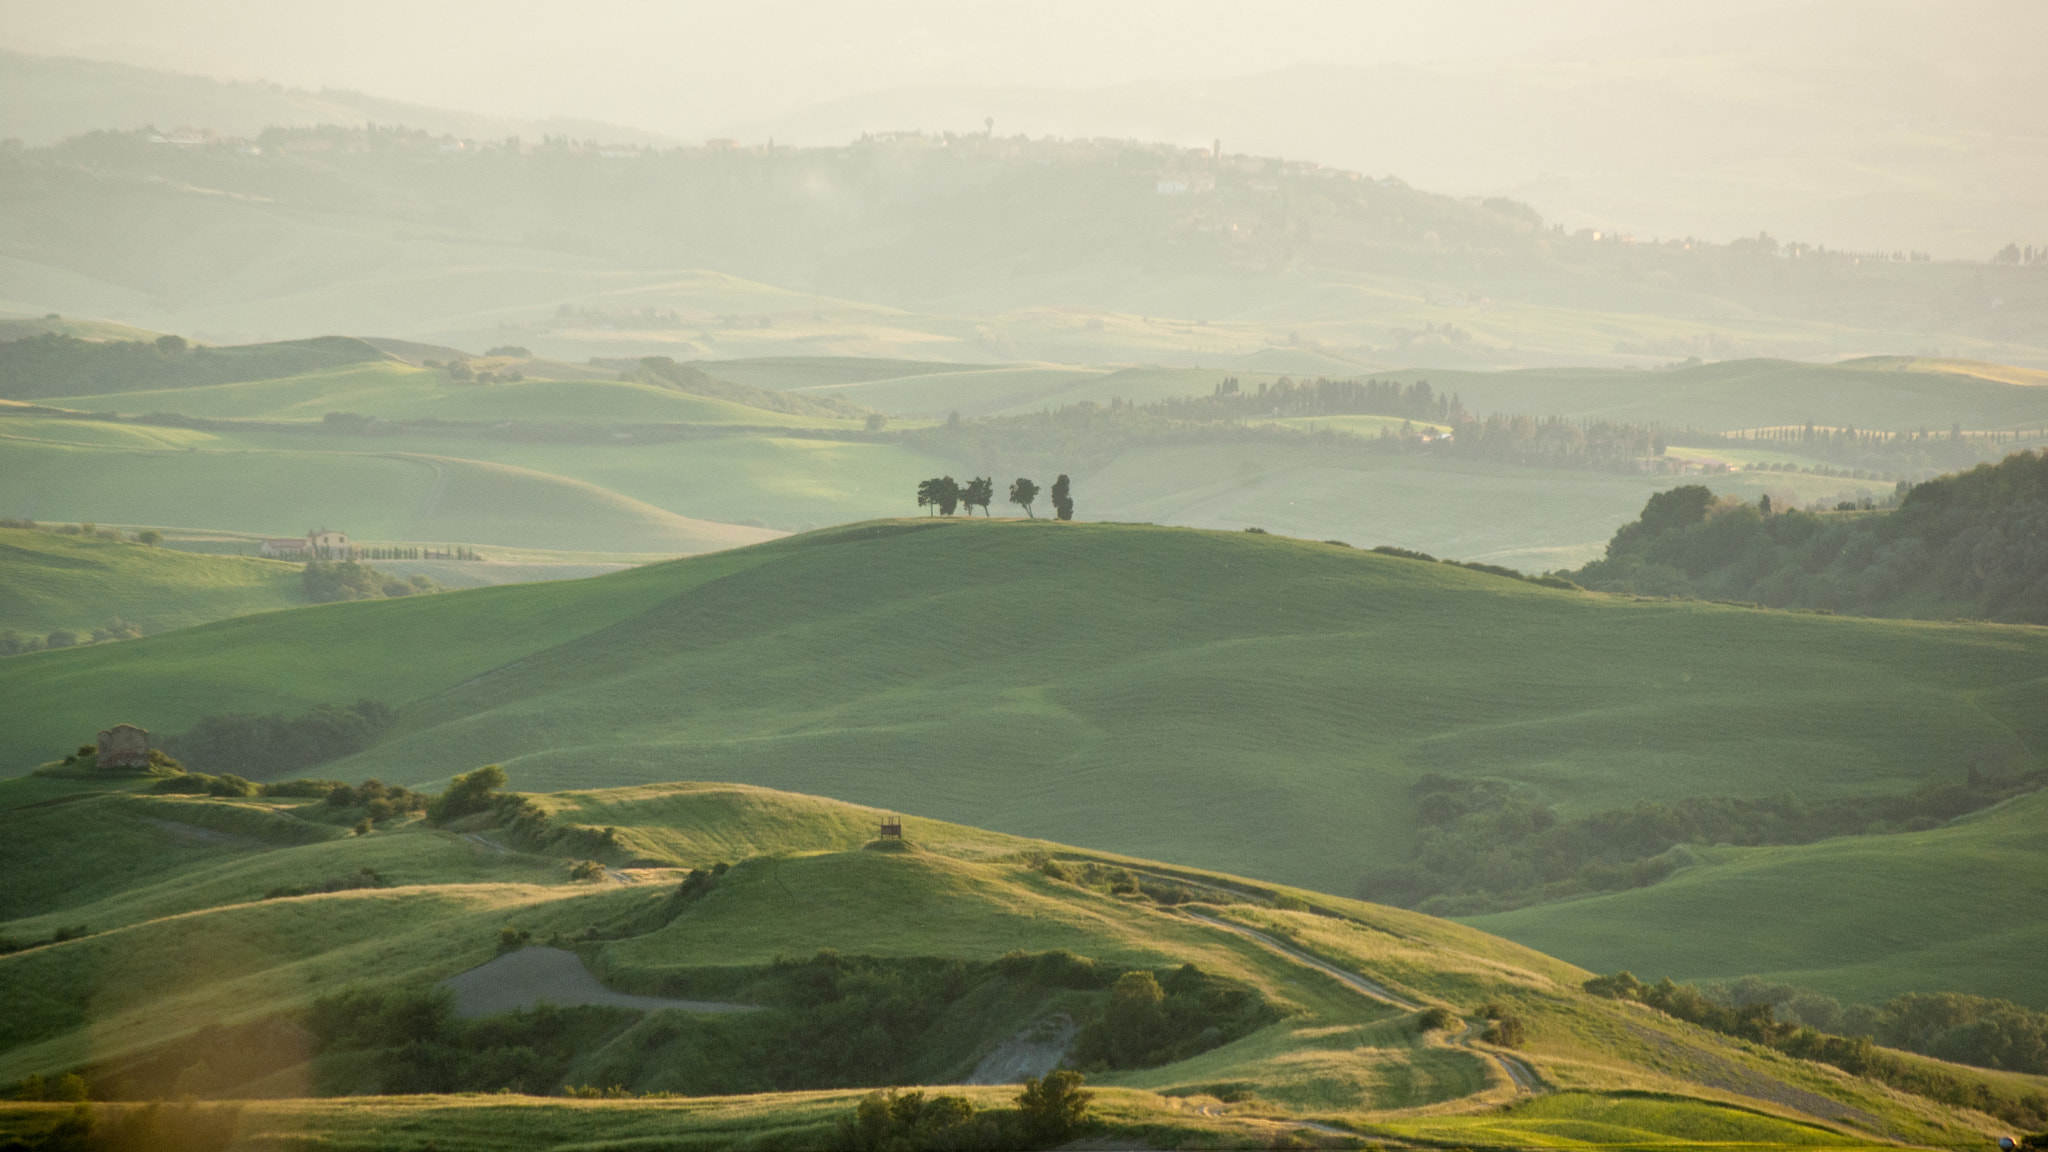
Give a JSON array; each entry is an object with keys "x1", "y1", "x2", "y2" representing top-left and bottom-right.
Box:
[
  {"x1": 3, "y1": 519, "x2": 2040, "y2": 926},
  {"x1": 0, "y1": 770, "x2": 2015, "y2": 1147},
  {"x1": 0, "y1": 777, "x2": 2013, "y2": 1149},
  {"x1": 47, "y1": 360, "x2": 863, "y2": 429},
  {"x1": 229, "y1": 427, "x2": 955, "y2": 533},
  {"x1": 0, "y1": 526, "x2": 303, "y2": 635},
  {"x1": 0, "y1": 424, "x2": 782, "y2": 553},
  {"x1": 1395, "y1": 358, "x2": 2048, "y2": 432},
  {"x1": 1464, "y1": 791, "x2": 2048, "y2": 1009},
  {"x1": 1080, "y1": 442, "x2": 1891, "y2": 574}
]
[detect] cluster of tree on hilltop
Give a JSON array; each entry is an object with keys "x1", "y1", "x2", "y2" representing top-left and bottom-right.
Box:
[
  {"x1": 1569, "y1": 449, "x2": 2048, "y2": 622},
  {"x1": 915, "y1": 474, "x2": 1072, "y2": 519},
  {"x1": 0, "y1": 332, "x2": 385, "y2": 399}
]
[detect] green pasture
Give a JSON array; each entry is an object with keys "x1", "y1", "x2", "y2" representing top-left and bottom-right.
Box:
[
  {"x1": 0, "y1": 526, "x2": 302, "y2": 636},
  {"x1": 0, "y1": 429, "x2": 779, "y2": 553},
  {"x1": 6, "y1": 520, "x2": 2041, "y2": 906},
  {"x1": 1371, "y1": 1090, "x2": 1867, "y2": 1149},
  {"x1": 236, "y1": 428, "x2": 954, "y2": 532},
  {"x1": 1397, "y1": 358, "x2": 2048, "y2": 432},
  {"x1": 48, "y1": 360, "x2": 862, "y2": 429},
  {"x1": 1079, "y1": 442, "x2": 1883, "y2": 572},
  {"x1": 1465, "y1": 791, "x2": 2048, "y2": 1009}
]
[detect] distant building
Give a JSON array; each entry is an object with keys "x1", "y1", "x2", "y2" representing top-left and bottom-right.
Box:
[
  {"x1": 309, "y1": 528, "x2": 351, "y2": 558},
  {"x1": 261, "y1": 528, "x2": 353, "y2": 559},
  {"x1": 95, "y1": 724, "x2": 150, "y2": 770}
]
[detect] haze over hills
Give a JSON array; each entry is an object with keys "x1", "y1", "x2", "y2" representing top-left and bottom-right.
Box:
[{"x1": 1, "y1": 49, "x2": 2043, "y2": 368}]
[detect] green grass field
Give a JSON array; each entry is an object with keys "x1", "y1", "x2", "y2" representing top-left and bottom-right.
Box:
[
  {"x1": 2, "y1": 519, "x2": 2041, "y2": 1012},
  {"x1": 0, "y1": 423, "x2": 781, "y2": 553},
  {"x1": 1395, "y1": 358, "x2": 2048, "y2": 433},
  {"x1": 1464, "y1": 790, "x2": 2048, "y2": 1009},
  {"x1": 0, "y1": 526, "x2": 303, "y2": 637},
  {"x1": 49, "y1": 360, "x2": 866, "y2": 429},
  {"x1": 1081, "y1": 442, "x2": 1886, "y2": 572},
  {"x1": 0, "y1": 775, "x2": 2014, "y2": 1148}
]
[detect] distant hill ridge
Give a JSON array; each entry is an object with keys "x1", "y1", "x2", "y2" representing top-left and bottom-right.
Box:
[{"x1": 0, "y1": 332, "x2": 390, "y2": 399}]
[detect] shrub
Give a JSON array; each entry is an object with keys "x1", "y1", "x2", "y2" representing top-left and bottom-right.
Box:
[
  {"x1": 1372, "y1": 544, "x2": 1438, "y2": 562},
  {"x1": 1483, "y1": 1014, "x2": 1526, "y2": 1048},
  {"x1": 45, "y1": 629, "x2": 77, "y2": 649},
  {"x1": 428, "y1": 764, "x2": 509, "y2": 825},
  {"x1": 1017, "y1": 1071, "x2": 1093, "y2": 1145},
  {"x1": 160, "y1": 698, "x2": 393, "y2": 778},
  {"x1": 569, "y1": 860, "x2": 606, "y2": 881},
  {"x1": 834, "y1": 1089, "x2": 985, "y2": 1151},
  {"x1": 205, "y1": 773, "x2": 258, "y2": 798},
  {"x1": 498, "y1": 926, "x2": 532, "y2": 953},
  {"x1": 1416, "y1": 1006, "x2": 1454, "y2": 1032}
]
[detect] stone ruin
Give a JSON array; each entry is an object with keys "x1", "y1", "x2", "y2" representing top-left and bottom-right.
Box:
[{"x1": 95, "y1": 723, "x2": 150, "y2": 770}]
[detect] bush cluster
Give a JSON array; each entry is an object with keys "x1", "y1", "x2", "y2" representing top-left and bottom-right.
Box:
[
  {"x1": 833, "y1": 1074, "x2": 1093, "y2": 1152},
  {"x1": 159, "y1": 698, "x2": 393, "y2": 778},
  {"x1": 1571, "y1": 452, "x2": 2048, "y2": 622},
  {"x1": 1700, "y1": 977, "x2": 2048, "y2": 1077},
  {"x1": 1358, "y1": 770, "x2": 2042, "y2": 914},
  {"x1": 306, "y1": 987, "x2": 636, "y2": 1096},
  {"x1": 1069, "y1": 965, "x2": 1276, "y2": 1071},
  {"x1": 302, "y1": 560, "x2": 441, "y2": 603},
  {"x1": 1, "y1": 619, "x2": 141, "y2": 657},
  {"x1": 1586, "y1": 972, "x2": 2048, "y2": 1129}
]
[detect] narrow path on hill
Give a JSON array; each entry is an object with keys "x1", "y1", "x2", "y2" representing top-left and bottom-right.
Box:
[
  {"x1": 1183, "y1": 911, "x2": 1544, "y2": 1097},
  {"x1": 1183, "y1": 912, "x2": 1419, "y2": 1009}
]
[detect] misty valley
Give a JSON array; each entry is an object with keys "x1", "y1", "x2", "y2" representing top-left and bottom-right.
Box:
[{"x1": 1, "y1": 13, "x2": 2046, "y2": 1152}]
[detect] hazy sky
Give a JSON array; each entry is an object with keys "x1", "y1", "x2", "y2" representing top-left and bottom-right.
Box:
[
  {"x1": 2, "y1": 0, "x2": 2035, "y2": 252},
  {"x1": 0, "y1": 0, "x2": 1798, "y2": 136}
]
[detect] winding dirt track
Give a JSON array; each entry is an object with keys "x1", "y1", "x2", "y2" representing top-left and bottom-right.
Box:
[{"x1": 1182, "y1": 911, "x2": 1544, "y2": 1096}]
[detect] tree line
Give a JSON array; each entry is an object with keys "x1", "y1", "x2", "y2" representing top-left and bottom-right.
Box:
[
  {"x1": 1357, "y1": 766, "x2": 2044, "y2": 916},
  {"x1": 1568, "y1": 449, "x2": 2048, "y2": 623},
  {"x1": 915, "y1": 474, "x2": 1073, "y2": 520},
  {"x1": 1585, "y1": 973, "x2": 2048, "y2": 1129}
]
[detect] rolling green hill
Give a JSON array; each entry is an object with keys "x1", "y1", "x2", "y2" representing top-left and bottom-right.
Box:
[
  {"x1": 0, "y1": 424, "x2": 782, "y2": 553},
  {"x1": 0, "y1": 333, "x2": 391, "y2": 400},
  {"x1": 44, "y1": 361, "x2": 863, "y2": 429},
  {"x1": 0, "y1": 773, "x2": 2026, "y2": 1149},
  {"x1": 1393, "y1": 358, "x2": 2048, "y2": 434},
  {"x1": 2, "y1": 518, "x2": 2041, "y2": 1009},
  {"x1": 1465, "y1": 790, "x2": 2048, "y2": 1010},
  {"x1": 0, "y1": 526, "x2": 303, "y2": 638}
]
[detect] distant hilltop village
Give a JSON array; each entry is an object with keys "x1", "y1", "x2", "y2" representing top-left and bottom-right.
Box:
[{"x1": 260, "y1": 528, "x2": 352, "y2": 559}]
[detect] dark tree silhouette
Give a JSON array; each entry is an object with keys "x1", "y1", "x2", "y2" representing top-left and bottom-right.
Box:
[
  {"x1": 1009, "y1": 477, "x2": 1040, "y2": 518},
  {"x1": 962, "y1": 477, "x2": 994, "y2": 515},
  {"x1": 1051, "y1": 474, "x2": 1074, "y2": 521},
  {"x1": 916, "y1": 478, "x2": 941, "y2": 514}
]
